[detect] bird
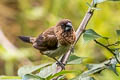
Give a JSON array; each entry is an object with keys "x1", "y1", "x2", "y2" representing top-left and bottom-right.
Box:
[{"x1": 18, "y1": 19, "x2": 76, "y2": 69}]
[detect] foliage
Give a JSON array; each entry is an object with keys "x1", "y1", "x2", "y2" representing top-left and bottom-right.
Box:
[{"x1": 0, "y1": 0, "x2": 120, "y2": 80}]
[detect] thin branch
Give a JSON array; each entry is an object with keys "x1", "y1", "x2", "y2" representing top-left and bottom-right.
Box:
[
  {"x1": 106, "y1": 43, "x2": 118, "y2": 47},
  {"x1": 94, "y1": 40, "x2": 115, "y2": 55},
  {"x1": 106, "y1": 41, "x2": 120, "y2": 47},
  {"x1": 94, "y1": 40, "x2": 120, "y2": 64},
  {"x1": 53, "y1": 1, "x2": 97, "y2": 75}
]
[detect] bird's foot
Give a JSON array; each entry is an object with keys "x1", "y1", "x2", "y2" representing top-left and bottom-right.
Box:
[
  {"x1": 53, "y1": 57, "x2": 65, "y2": 70},
  {"x1": 56, "y1": 61, "x2": 65, "y2": 70},
  {"x1": 71, "y1": 46, "x2": 74, "y2": 53}
]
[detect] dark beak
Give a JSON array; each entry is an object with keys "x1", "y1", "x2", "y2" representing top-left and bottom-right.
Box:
[{"x1": 65, "y1": 22, "x2": 72, "y2": 31}]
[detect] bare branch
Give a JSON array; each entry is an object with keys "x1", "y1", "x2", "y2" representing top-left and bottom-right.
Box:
[
  {"x1": 94, "y1": 40, "x2": 120, "y2": 64},
  {"x1": 54, "y1": 1, "x2": 97, "y2": 74},
  {"x1": 94, "y1": 40, "x2": 115, "y2": 55}
]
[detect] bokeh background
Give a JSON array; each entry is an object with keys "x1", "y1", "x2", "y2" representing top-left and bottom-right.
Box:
[{"x1": 0, "y1": 0, "x2": 120, "y2": 80}]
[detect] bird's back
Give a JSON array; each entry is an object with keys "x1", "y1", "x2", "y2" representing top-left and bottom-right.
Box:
[{"x1": 33, "y1": 27, "x2": 58, "y2": 52}]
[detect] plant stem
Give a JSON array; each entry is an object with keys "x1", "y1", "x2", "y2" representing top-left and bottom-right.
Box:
[
  {"x1": 54, "y1": 1, "x2": 97, "y2": 75},
  {"x1": 94, "y1": 40, "x2": 115, "y2": 55},
  {"x1": 94, "y1": 40, "x2": 120, "y2": 64}
]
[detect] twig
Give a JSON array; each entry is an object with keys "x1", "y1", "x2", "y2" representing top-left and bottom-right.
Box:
[
  {"x1": 94, "y1": 40, "x2": 115, "y2": 55},
  {"x1": 107, "y1": 43, "x2": 118, "y2": 47},
  {"x1": 94, "y1": 40, "x2": 120, "y2": 64},
  {"x1": 53, "y1": 0, "x2": 97, "y2": 75},
  {"x1": 106, "y1": 41, "x2": 120, "y2": 47}
]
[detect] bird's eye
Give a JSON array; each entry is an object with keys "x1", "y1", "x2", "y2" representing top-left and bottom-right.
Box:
[
  {"x1": 61, "y1": 24, "x2": 64, "y2": 26},
  {"x1": 61, "y1": 23, "x2": 65, "y2": 29}
]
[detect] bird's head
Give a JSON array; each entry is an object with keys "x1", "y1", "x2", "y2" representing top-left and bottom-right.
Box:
[
  {"x1": 55, "y1": 19, "x2": 76, "y2": 45},
  {"x1": 56, "y1": 19, "x2": 73, "y2": 32}
]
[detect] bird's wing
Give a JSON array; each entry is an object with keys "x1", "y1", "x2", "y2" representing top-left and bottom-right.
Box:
[{"x1": 33, "y1": 27, "x2": 58, "y2": 51}]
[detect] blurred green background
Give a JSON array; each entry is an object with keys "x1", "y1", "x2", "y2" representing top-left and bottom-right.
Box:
[{"x1": 0, "y1": 0, "x2": 120, "y2": 80}]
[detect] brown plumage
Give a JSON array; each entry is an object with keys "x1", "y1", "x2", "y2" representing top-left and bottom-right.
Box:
[{"x1": 19, "y1": 19, "x2": 76, "y2": 68}]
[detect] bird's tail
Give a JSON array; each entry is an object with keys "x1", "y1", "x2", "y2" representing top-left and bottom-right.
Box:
[{"x1": 18, "y1": 36, "x2": 36, "y2": 44}]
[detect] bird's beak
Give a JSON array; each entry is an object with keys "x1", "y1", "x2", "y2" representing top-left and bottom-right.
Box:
[
  {"x1": 65, "y1": 22, "x2": 72, "y2": 31},
  {"x1": 66, "y1": 22, "x2": 72, "y2": 27}
]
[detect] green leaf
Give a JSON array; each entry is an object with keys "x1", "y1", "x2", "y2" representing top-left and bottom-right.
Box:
[
  {"x1": 49, "y1": 70, "x2": 79, "y2": 79},
  {"x1": 102, "y1": 37, "x2": 109, "y2": 40},
  {"x1": 71, "y1": 76, "x2": 95, "y2": 80},
  {"x1": 22, "y1": 74, "x2": 45, "y2": 80},
  {"x1": 115, "y1": 50, "x2": 120, "y2": 62},
  {"x1": 83, "y1": 29, "x2": 101, "y2": 42},
  {"x1": 115, "y1": 41, "x2": 120, "y2": 45},
  {"x1": 108, "y1": 65, "x2": 118, "y2": 76},
  {"x1": 86, "y1": 2, "x2": 101, "y2": 10},
  {"x1": 86, "y1": 2, "x2": 93, "y2": 8},
  {"x1": 18, "y1": 63, "x2": 51, "y2": 77},
  {"x1": 67, "y1": 54, "x2": 85, "y2": 65},
  {"x1": 0, "y1": 76, "x2": 21, "y2": 79},
  {"x1": 71, "y1": 62, "x2": 107, "y2": 80},
  {"x1": 71, "y1": 58, "x2": 119, "y2": 80},
  {"x1": 93, "y1": 0, "x2": 120, "y2": 4},
  {"x1": 80, "y1": 76, "x2": 95, "y2": 80},
  {"x1": 108, "y1": 41, "x2": 120, "y2": 47},
  {"x1": 107, "y1": 59, "x2": 118, "y2": 76},
  {"x1": 116, "y1": 30, "x2": 120, "y2": 36},
  {"x1": 82, "y1": 64, "x2": 105, "y2": 77},
  {"x1": 93, "y1": 0, "x2": 106, "y2": 4},
  {"x1": 37, "y1": 63, "x2": 57, "y2": 78},
  {"x1": 108, "y1": 0, "x2": 120, "y2": 1},
  {"x1": 55, "y1": 76, "x2": 64, "y2": 80},
  {"x1": 114, "y1": 49, "x2": 119, "y2": 55},
  {"x1": 110, "y1": 48, "x2": 120, "y2": 51}
]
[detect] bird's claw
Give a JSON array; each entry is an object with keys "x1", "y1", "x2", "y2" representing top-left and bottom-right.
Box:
[
  {"x1": 56, "y1": 61, "x2": 65, "y2": 70},
  {"x1": 71, "y1": 46, "x2": 74, "y2": 53}
]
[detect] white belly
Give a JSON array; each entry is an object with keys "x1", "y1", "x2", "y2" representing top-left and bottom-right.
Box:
[{"x1": 42, "y1": 45, "x2": 70, "y2": 58}]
